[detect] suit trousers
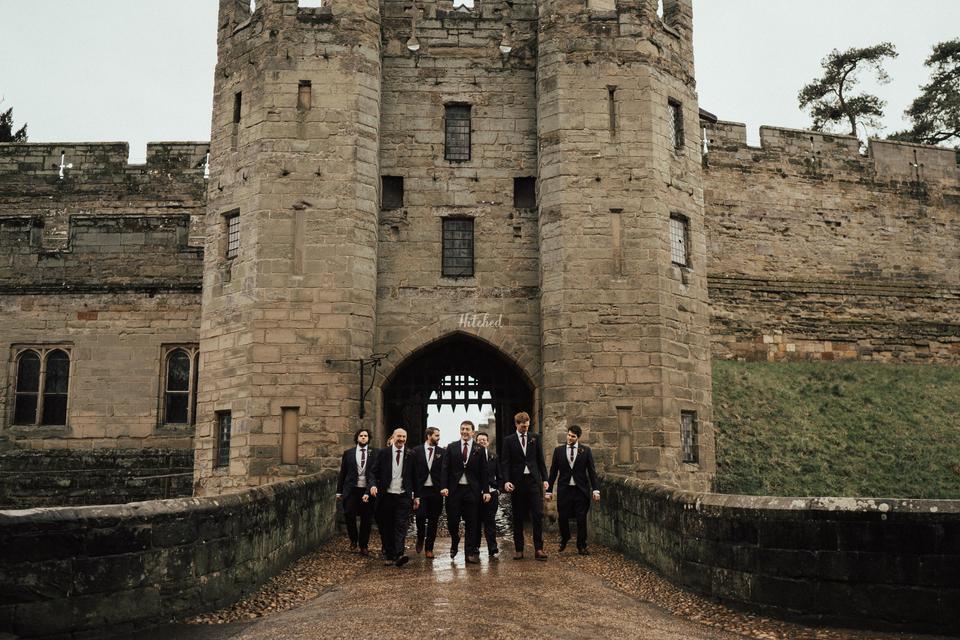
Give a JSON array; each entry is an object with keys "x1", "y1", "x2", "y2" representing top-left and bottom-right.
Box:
[
  {"x1": 480, "y1": 490, "x2": 500, "y2": 554},
  {"x1": 511, "y1": 475, "x2": 544, "y2": 552},
  {"x1": 343, "y1": 490, "x2": 373, "y2": 549},
  {"x1": 558, "y1": 487, "x2": 591, "y2": 550},
  {"x1": 377, "y1": 492, "x2": 412, "y2": 559},
  {"x1": 415, "y1": 491, "x2": 444, "y2": 552},
  {"x1": 446, "y1": 485, "x2": 481, "y2": 555}
]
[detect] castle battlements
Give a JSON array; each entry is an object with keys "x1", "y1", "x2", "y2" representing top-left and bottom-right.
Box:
[{"x1": 705, "y1": 121, "x2": 960, "y2": 187}]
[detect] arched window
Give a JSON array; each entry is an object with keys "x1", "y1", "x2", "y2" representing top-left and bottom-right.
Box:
[
  {"x1": 162, "y1": 346, "x2": 199, "y2": 426},
  {"x1": 13, "y1": 350, "x2": 41, "y2": 425},
  {"x1": 13, "y1": 348, "x2": 71, "y2": 426}
]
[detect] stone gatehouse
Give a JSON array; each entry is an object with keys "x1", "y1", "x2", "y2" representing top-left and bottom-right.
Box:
[{"x1": 1, "y1": 0, "x2": 957, "y2": 503}]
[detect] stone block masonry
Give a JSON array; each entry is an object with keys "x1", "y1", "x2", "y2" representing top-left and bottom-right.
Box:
[
  {"x1": 0, "y1": 470, "x2": 337, "y2": 638},
  {"x1": 593, "y1": 474, "x2": 960, "y2": 635}
]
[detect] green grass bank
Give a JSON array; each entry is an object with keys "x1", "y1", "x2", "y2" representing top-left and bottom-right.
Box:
[{"x1": 712, "y1": 360, "x2": 960, "y2": 499}]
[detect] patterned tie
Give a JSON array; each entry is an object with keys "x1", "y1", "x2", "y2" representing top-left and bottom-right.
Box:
[
  {"x1": 396, "y1": 448, "x2": 402, "y2": 465},
  {"x1": 570, "y1": 445, "x2": 575, "y2": 464},
  {"x1": 360, "y1": 447, "x2": 366, "y2": 469},
  {"x1": 462, "y1": 441, "x2": 469, "y2": 463}
]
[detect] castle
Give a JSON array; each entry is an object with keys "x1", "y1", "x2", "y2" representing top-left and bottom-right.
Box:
[{"x1": 1, "y1": 0, "x2": 958, "y2": 504}]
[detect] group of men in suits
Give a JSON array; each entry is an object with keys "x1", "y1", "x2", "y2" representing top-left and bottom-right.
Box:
[{"x1": 335, "y1": 411, "x2": 601, "y2": 567}]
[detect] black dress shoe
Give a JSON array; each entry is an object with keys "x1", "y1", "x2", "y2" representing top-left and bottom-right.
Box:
[
  {"x1": 395, "y1": 555, "x2": 410, "y2": 567},
  {"x1": 415, "y1": 539, "x2": 424, "y2": 554},
  {"x1": 465, "y1": 554, "x2": 481, "y2": 564},
  {"x1": 578, "y1": 548, "x2": 590, "y2": 556},
  {"x1": 535, "y1": 550, "x2": 548, "y2": 561},
  {"x1": 558, "y1": 540, "x2": 568, "y2": 553}
]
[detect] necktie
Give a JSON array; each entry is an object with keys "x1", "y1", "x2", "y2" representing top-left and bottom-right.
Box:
[
  {"x1": 570, "y1": 446, "x2": 575, "y2": 464},
  {"x1": 396, "y1": 448, "x2": 402, "y2": 465},
  {"x1": 462, "y1": 441, "x2": 468, "y2": 463},
  {"x1": 428, "y1": 446, "x2": 434, "y2": 463},
  {"x1": 360, "y1": 448, "x2": 366, "y2": 468},
  {"x1": 521, "y1": 433, "x2": 526, "y2": 450}
]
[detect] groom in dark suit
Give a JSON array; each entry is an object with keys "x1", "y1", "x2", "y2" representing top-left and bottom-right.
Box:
[
  {"x1": 440, "y1": 420, "x2": 491, "y2": 564},
  {"x1": 546, "y1": 424, "x2": 600, "y2": 554},
  {"x1": 335, "y1": 428, "x2": 376, "y2": 554},
  {"x1": 368, "y1": 427, "x2": 416, "y2": 567},
  {"x1": 500, "y1": 411, "x2": 549, "y2": 560},
  {"x1": 412, "y1": 426, "x2": 444, "y2": 558}
]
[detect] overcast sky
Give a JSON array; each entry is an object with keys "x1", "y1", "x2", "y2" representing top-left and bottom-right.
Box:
[{"x1": 2, "y1": 1, "x2": 957, "y2": 162}]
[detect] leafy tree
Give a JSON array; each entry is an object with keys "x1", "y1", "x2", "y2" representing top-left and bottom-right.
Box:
[
  {"x1": 890, "y1": 39, "x2": 960, "y2": 147},
  {"x1": 798, "y1": 43, "x2": 898, "y2": 136},
  {"x1": 0, "y1": 107, "x2": 28, "y2": 143}
]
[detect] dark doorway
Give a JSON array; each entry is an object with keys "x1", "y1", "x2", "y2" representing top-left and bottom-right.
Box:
[{"x1": 382, "y1": 333, "x2": 535, "y2": 456}]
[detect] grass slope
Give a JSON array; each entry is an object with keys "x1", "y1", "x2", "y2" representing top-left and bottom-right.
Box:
[{"x1": 713, "y1": 360, "x2": 960, "y2": 499}]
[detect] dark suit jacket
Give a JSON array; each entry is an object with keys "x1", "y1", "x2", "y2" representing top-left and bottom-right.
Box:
[
  {"x1": 411, "y1": 443, "x2": 445, "y2": 498},
  {"x1": 483, "y1": 449, "x2": 500, "y2": 495},
  {"x1": 547, "y1": 444, "x2": 599, "y2": 498},
  {"x1": 336, "y1": 446, "x2": 376, "y2": 503},
  {"x1": 369, "y1": 446, "x2": 416, "y2": 499},
  {"x1": 500, "y1": 431, "x2": 548, "y2": 487},
  {"x1": 440, "y1": 439, "x2": 489, "y2": 497}
]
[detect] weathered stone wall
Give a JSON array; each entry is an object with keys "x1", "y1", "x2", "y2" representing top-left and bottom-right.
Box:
[
  {"x1": 594, "y1": 474, "x2": 960, "y2": 634},
  {"x1": 196, "y1": 0, "x2": 384, "y2": 494},
  {"x1": 0, "y1": 449, "x2": 194, "y2": 509},
  {"x1": 0, "y1": 142, "x2": 206, "y2": 450},
  {"x1": 703, "y1": 122, "x2": 960, "y2": 363},
  {"x1": 373, "y1": 0, "x2": 542, "y2": 439},
  {"x1": 536, "y1": 0, "x2": 714, "y2": 489},
  {"x1": 0, "y1": 470, "x2": 337, "y2": 639}
]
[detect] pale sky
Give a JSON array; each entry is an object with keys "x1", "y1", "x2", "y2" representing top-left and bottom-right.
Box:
[{"x1": 1, "y1": 1, "x2": 958, "y2": 162}]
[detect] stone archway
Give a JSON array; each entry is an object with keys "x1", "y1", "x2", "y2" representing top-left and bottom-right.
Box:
[{"x1": 380, "y1": 332, "x2": 536, "y2": 456}]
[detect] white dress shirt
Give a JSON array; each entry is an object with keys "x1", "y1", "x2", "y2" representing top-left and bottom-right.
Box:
[
  {"x1": 567, "y1": 443, "x2": 579, "y2": 486},
  {"x1": 423, "y1": 444, "x2": 436, "y2": 487},
  {"x1": 388, "y1": 447, "x2": 405, "y2": 494},
  {"x1": 458, "y1": 439, "x2": 472, "y2": 485},
  {"x1": 355, "y1": 446, "x2": 368, "y2": 488}
]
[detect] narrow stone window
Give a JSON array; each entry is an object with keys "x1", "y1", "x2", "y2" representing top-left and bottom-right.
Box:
[
  {"x1": 442, "y1": 218, "x2": 475, "y2": 278},
  {"x1": 162, "y1": 346, "x2": 199, "y2": 426},
  {"x1": 13, "y1": 348, "x2": 71, "y2": 426},
  {"x1": 298, "y1": 80, "x2": 312, "y2": 111},
  {"x1": 281, "y1": 407, "x2": 299, "y2": 465},
  {"x1": 444, "y1": 104, "x2": 472, "y2": 162},
  {"x1": 233, "y1": 92, "x2": 243, "y2": 124},
  {"x1": 616, "y1": 406, "x2": 633, "y2": 464},
  {"x1": 215, "y1": 411, "x2": 232, "y2": 468},
  {"x1": 607, "y1": 86, "x2": 618, "y2": 135},
  {"x1": 13, "y1": 350, "x2": 41, "y2": 425},
  {"x1": 224, "y1": 211, "x2": 240, "y2": 259},
  {"x1": 681, "y1": 410, "x2": 699, "y2": 464},
  {"x1": 381, "y1": 176, "x2": 404, "y2": 210},
  {"x1": 513, "y1": 177, "x2": 536, "y2": 209},
  {"x1": 669, "y1": 213, "x2": 690, "y2": 267},
  {"x1": 669, "y1": 98, "x2": 684, "y2": 153}
]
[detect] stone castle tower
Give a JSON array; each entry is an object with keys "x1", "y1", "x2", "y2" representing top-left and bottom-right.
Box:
[{"x1": 195, "y1": 0, "x2": 714, "y2": 494}]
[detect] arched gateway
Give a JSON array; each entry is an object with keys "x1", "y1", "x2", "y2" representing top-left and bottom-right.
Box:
[{"x1": 381, "y1": 333, "x2": 535, "y2": 455}]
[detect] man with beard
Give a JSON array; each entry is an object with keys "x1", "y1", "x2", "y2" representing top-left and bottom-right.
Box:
[
  {"x1": 412, "y1": 426, "x2": 444, "y2": 558},
  {"x1": 500, "y1": 411, "x2": 548, "y2": 560},
  {"x1": 335, "y1": 428, "x2": 375, "y2": 555}
]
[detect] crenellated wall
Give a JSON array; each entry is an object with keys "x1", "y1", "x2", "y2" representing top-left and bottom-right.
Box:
[{"x1": 703, "y1": 121, "x2": 960, "y2": 363}]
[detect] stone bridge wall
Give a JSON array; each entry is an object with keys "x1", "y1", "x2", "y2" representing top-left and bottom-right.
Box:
[
  {"x1": 0, "y1": 449, "x2": 194, "y2": 509},
  {"x1": 0, "y1": 470, "x2": 337, "y2": 639},
  {"x1": 593, "y1": 474, "x2": 960, "y2": 635}
]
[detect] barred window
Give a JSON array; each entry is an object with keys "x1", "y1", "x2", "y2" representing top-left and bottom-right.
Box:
[
  {"x1": 681, "y1": 411, "x2": 699, "y2": 464},
  {"x1": 162, "y1": 346, "x2": 199, "y2": 426},
  {"x1": 225, "y1": 211, "x2": 240, "y2": 259},
  {"x1": 13, "y1": 347, "x2": 71, "y2": 426},
  {"x1": 215, "y1": 411, "x2": 232, "y2": 468},
  {"x1": 444, "y1": 105, "x2": 472, "y2": 162},
  {"x1": 442, "y1": 218, "x2": 475, "y2": 278},
  {"x1": 669, "y1": 213, "x2": 690, "y2": 267},
  {"x1": 669, "y1": 99, "x2": 684, "y2": 152}
]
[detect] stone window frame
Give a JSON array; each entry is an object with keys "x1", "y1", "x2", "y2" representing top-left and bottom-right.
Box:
[
  {"x1": 215, "y1": 410, "x2": 232, "y2": 469},
  {"x1": 669, "y1": 213, "x2": 690, "y2": 267},
  {"x1": 159, "y1": 344, "x2": 200, "y2": 428},
  {"x1": 513, "y1": 177, "x2": 537, "y2": 209},
  {"x1": 681, "y1": 410, "x2": 699, "y2": 465},
  {"x1": 10, "y1": 345, "x2": 73, "y2": 428},
  {"x1": 223, "y1": 210, "x2": 241, "y2": 260},
  {"x1": 441, "y1": 216, "x2": 475, "y2": 279},
  {"x1": 381, "y1": 176, "x2": 404, "y2": 210},
  {"x1": 668, "y1": 98, "x2": 685, "y2": 154},
  {"x1": 444, "y1": 104, "x2": 472, "y2": 162}
]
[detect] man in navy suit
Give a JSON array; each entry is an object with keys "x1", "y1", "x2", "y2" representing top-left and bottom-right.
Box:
[
  {"x1": 546, "y1": 424, "x2": 601, "y2": 554},
  {"x1": 475, "y1": 431, "x2": 500, "y2": 558},
  {"x1": 440, "y1": 420, "x2": 491, "y2": 564},
  {"x1": 500, "y1": 411, "x2": 549, "y2": 560},
  {"x1": 411, "y1": 426, "x2": 444, "y2": 558},
  {"x1": 335, "y1": 428, "x2": 375, "y2": 555},
  {"x1": 369, "y1": 427, "x2": 416, "y2": 567}
]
